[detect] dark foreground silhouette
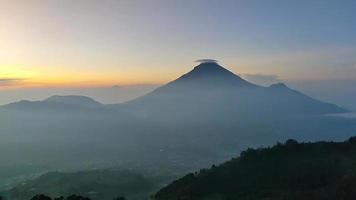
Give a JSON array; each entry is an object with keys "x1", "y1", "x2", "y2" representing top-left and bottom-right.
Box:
[
  {"x1": 29, "y1": 194, "x2": 125, "y2": 200},
  {"x1": 31, "y1": 194, "x2": 91, "y2": 200},
  {"x1": 0, "y1": 194, "x2": 126, "y2": 200},
  {"x1": 155, "y1": 137, "x2": 356, "y2": 200}
]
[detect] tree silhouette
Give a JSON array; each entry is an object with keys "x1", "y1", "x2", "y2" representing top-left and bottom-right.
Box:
[
  {"x1": 66, "y1": 195, "x2": 91, "y2": 200},
  {"x1": 30, "y1": 194, "x2": 52, "y2": 200},
  {"x1": 113, "y1": 197, "x2": 126, "y2": 200},
  {"x1": 155, "y1": 137, "x2": 356, "y2": 200},
  {"x1": 29, "y1": 195, "x2": 92, "y2": 200}
]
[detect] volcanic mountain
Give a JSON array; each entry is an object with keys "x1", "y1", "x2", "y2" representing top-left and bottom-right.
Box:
[{"x1": 122, "y1": 61, "x2": 346, "y2": 120}]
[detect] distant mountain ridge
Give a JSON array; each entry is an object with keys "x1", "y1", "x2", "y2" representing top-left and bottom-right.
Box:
[
  {"x1": 44, "y1": 95, "x2": 103, "y2": 108},
  {"x1": 2, "y1": 95, "x2": 104, "y2": 111}
]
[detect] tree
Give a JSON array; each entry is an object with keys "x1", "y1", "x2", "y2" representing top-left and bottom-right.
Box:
[
  {"x1": 66, "y1": 195, "x2": 91, "y2": 200},
  {"x1": 285, "y1": 139, "x2": 299, "y2": 148},
  {"x1": 113, "y1": 197, "x2": 126, "y2": 200}
]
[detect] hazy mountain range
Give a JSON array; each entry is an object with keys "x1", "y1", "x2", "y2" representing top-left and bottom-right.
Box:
[
  {"x1": 0, "y1": 61, "x2": 355, "y2": 190},
  {"x1": 3, "y1": 62, "x2": 346, "y2": 115}
]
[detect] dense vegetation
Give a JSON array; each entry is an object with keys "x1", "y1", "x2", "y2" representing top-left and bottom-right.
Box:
[
  {"x1": 0, "y1": 170, "x2": 159, "y2": 200},
  {"x1": 155, "y1": 137, "x2": 356, "y2": 200},
  {"x1": 0, "y1": 194, "x2": 126, "y2": 200},
  {"x1": 30, "y1": 194, "x2": 97, "y2": 200}
]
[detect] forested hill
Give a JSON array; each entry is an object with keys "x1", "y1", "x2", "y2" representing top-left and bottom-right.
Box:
[{"x1": 155, "y1": 137, "x2": 356, "y2": 200}]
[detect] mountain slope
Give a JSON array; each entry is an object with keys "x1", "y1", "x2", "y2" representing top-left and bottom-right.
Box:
[{"x1": 155, "y1": 137, "x2": 356, "y2": 200}]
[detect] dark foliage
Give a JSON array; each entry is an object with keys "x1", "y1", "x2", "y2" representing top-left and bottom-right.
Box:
[
  {"x1": 113, "y1": 197, "x2": 126, "y2": 200},
  {"x1": 28, "y1": 195, "x2": 127, "y2": 200},
  {"x1": 66, "y1": 195, "x2": 91, "y2": 200},
  {"x1": 29, "y1": 194, "x2": 91, "y2": 200},
  {"x1": 30, "y1": 194, "x2": 52, "y2": 200},
  {"x1": 155, "y1": 137, "x2": 356, "y2": 200}
]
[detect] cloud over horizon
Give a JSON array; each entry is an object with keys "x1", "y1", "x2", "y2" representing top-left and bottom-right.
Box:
[{"x1": 0, "y1": 78, "x2": 25, "y2": 86}]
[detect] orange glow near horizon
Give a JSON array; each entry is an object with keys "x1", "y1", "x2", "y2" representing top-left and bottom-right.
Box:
[
  {"x1": 0, "y1": 65, "x2": 175, "y2": 90},
  {"x1": 1, "y1": 0, "x2": 356, "y2": 93}
]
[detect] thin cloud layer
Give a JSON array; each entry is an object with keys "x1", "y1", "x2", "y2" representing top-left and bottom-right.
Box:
[{"x1": 0, "y1": 78, "x2": 25, "y2": 86}]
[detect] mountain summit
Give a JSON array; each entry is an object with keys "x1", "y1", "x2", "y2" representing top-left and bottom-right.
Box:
[{"x1": 169, "y1": 62, "x2": 256, "y2": 88}]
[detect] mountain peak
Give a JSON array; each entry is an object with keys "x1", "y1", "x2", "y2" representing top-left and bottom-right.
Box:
[
  {"x1": 192, "y1": 62, "x2": 227, "y2": 74},
  {"x1": 170, "y1": 62, "x2": 257, "y2": 88}
]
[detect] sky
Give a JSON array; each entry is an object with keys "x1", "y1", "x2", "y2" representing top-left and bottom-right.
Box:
[{"x1": 0, "y1": 0, "x2": 356, "y2": 107}]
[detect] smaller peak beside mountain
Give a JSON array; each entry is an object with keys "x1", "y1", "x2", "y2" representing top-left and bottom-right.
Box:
[
  {"x1": 269, "y1": 82, "x2": 289, "y2": 89},
  {"x1": 44, "y1": 95, "x2": 103, "y2": 108}
]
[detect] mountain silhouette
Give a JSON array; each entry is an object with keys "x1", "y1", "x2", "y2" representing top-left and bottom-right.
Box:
[
  {"x1": 122, "y1": 62, "x2": 346, "y2": 119},
  {"x1": 2, "y1": 95, "x2": 104, "y2": 111},
  {"x1": 2, "y1": 62, "x2": 346, "y2": 116},
  {"x1": 44, "y1": 95, "x2": 103, "y2": 108}
]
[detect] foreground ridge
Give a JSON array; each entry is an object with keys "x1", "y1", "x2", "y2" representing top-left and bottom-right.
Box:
[{"x1": 155, "y1": 137, "x2": 356, "y2": 200}]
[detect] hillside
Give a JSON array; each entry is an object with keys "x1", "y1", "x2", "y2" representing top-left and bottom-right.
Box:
[{"x1": 155, "y1": 137, "x2": 356, "y2": 200}]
